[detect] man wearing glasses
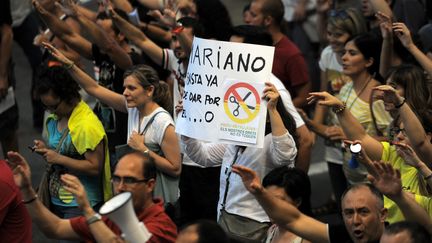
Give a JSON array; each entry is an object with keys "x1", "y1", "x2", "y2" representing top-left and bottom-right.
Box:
[{"x1": 7, "y1": 151, "x2": 177, "y2": 242}]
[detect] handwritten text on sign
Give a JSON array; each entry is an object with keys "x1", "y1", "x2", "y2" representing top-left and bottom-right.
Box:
[{"x1": 175, "y1": 37, "x2": 275, "y2": 147}]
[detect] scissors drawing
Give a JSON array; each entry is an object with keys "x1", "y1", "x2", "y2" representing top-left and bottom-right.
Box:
[{"x1": 229, "y1": 92, "x2": 255, "y2": 117}]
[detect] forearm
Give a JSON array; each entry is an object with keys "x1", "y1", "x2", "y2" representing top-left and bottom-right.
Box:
[
  {"x1": 406, "y1": 43, "x2": 432, "y2": 78},
  {"x1": 269, "y1": 108, "x2": 287, "y2": 136},
  {"x1": 182, "y1": 136, "x2": 225, "y2": 167},
  {"x1": 379, "y1": 36, "x2": 393, "y2": 78},
  {"x1": 55, "y1": 155, "x2": 99, "y2": 175},
  {"x1": 397, "y1": 102, "x2": 432, "y2": 162},
  {"x1": 112, "y1": 0, "x2": 134, "y2": 13},
  {"x1": 337, "y1": 108, "x2": 368, "y2": 141},
  {"x1": 417, "y1": 163, "x2": 432, "y2": 186},
  {"x1": 295, "y1": 126, "x2": 313, "y2": 172},
  {"x1": 0, "y1": 25, "x2": 13, "y2": 80},
  {"x1": 112, "y1": 14, "x2": 147, "y2": 45},
  {"x1": 82, "y1": 206, "x2": 121, "y2": 242},
  {"x1": 391, "y1": 191, "x2": 432, "y2": 233},
  {"x1": 137, "y1": 0, "x2": 164, "y2": 10},
  {"x1": 21, "y1": 187, "x2": 71, "y2": 239},
  {"x1": 148, "y1": 150, "x2": 181, "y2": 177},
  {"x1": 144, "y1": 23, "x2": 172, "y2": 43}
]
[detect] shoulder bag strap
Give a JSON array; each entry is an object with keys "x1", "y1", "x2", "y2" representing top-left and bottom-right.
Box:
[
  {"x1": 140, "y1": 111, "x2": 169, "y2": 135},
  {"x1": 46, "y1": 127, "x2": 69, "y2": 172},
  {"x1": 220, "y1": 146, "x2": 241, "y2": 211}
]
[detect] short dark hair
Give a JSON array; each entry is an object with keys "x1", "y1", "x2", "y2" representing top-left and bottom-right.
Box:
[
  {"x1": 259, "y1": 0, "x2": 284, "y2": 26},
  {"x1": 231, "y1": 25, "x2": 273, "y2": 46},
  {"x1": 141, "y1": 154, "x2": 157, "y2": 180},
  {"x1": 384, "y1": 221, "x2": 431, "y2": 243},
  {"x1": 178, "y1": 17, "x2": 205, "y2": 38},
  {"x1": 36, "y1": 66, "x2": 81, "y2": 104},
  {"x1": 263, "y1": 166, "x2": 312, "y2": 216},
  {"x1": 341, "y1": 183, "x2": 384, "y2": 209},
  {"x1": 181, "y1": 220, "x2": 229, "y2": 243}
]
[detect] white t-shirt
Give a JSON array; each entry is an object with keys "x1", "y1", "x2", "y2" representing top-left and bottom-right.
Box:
[{"x1": 127, "y1": 106, "x2": 174, "y2": 146}]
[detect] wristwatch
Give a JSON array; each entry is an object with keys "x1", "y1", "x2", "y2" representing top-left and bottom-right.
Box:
[
  {"x1": 86, "y1": 213, "x2": 102, "y2": 225},
  {"x1": 142, "y1": 148, "x2": 150, "y2": 157}
]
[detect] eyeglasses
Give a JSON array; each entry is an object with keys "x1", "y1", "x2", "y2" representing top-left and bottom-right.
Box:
[
  {"x1": 111, "y1": 175, "x2": 149, "y2": 185},
  {"x1": 43, "y1": 100, "x2": 62, "y2": 112},
  {"x1": 390, "y1": 126, "x2": 406, "y2": 136}
]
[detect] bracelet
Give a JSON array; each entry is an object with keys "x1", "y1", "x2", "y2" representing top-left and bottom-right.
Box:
[
  {"x1": 332, "y1": 102, "x2": 346, "y2": 114},
  {"x1": 424, "y1": 174, "x2": 432, "y2": 180},
  {"x1": 395, "y1": 98, "x2": 406, "y2": 109},
  {"x1": 64, "y1": 61, "x2": 75, "y2": 70},
  {"x1": 22, "y1": 194, "x2": 38, "y2": 204}
]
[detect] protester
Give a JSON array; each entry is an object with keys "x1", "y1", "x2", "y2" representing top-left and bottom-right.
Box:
[
  {"x1": 43, "y1": 42, "x2": 181, "y2": 208},
  {"x1": 233, "y1": 159, "x2": 432, "y2": 243},
  {"x1": 249, "y1": 0, "x2": 311, "y2": 109},
  {"x1": 0, "y1": 159, "x2": 32, "y2": 243},
  {"x1": 7, "y1": 151, "x2": 177, "y2": 242},
  {"x1": 380, "y1": 221, "x2": 431, "y2": 243},
  {"x1": 298, "y1": 8, "x2": 368, "y2": 211},
  {"x1": 0, "y1": 0, "x2": 19, "y2": 158},
  {"x1": 33, "y1": 65, "x2": 112, "y2": 219},
  {"x1": 262, "y1": 167, "x2": 312, "y2": 243}
]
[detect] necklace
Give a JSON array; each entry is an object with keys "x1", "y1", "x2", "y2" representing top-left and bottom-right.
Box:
[{"x1": 344, "y1": 75, "x2": 372, "y2": 110}]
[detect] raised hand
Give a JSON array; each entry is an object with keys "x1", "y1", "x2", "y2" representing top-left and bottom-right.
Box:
[
  {"x1": 343, "y1": 140, "x2": 376, "y2": 175},
  {"x1": 367, "y1": 160, "x2": 402, "y2": 200},
  {"x1": 263, "y1": 82, "x2": 280, "y2": 110},
  {"x1": 42, "y1": 42, "x2": 74, "y2": 66},
  {"x1": 232, "y1": 165, "x2": 263, "y2": 194},
  {"x1": 393, "y1": 22, "x2": 414, "y2": 48},
  {"x1": 6, "y1": 151, "x2": 32, "y2": 190},
  {"x1": 32, "y1": 0, "x2": 48, "y2": 15},
  {"x1": 393, "y1": 142, "x2": 423, "y2": 169},
  {"x1": 373, "y1": 85, "x2": 404, "y2": 111},
  {"x1": 376, "y1": 11, "x2": 392, "y2": 39},
  {"x1": 307, "y1": 91, "x2": 344, "y2": 109},
  {"x1": 147, "y1": 9, "x2": 177, "y2": 28},
  {"x1": 61, "y1": 174, "x2": 91, "y2": 212},
  {"x1": 55, "y1": 0, "x2": 79, "y2": 17}
]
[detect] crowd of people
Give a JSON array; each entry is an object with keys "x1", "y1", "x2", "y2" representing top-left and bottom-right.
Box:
[{"x1": 1, "y1": 0, "x2": 432, "y2": 242}]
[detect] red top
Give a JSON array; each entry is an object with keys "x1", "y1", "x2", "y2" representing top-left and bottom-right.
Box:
[
  {"x1": 272, "y1": 35, "x2": 309, "y2": 97},
  {"x1": 0, "y1": 160, "x2": 32, "y2": 243},
  {"x1": 70, "y1": 198, "x2": 177, "y2": 242}
]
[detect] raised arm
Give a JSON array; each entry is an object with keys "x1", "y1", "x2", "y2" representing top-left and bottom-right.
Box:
[
  {"x1": 367, "y1": 160, "x2": 432, "y2": 233},
  {"x1": 6, "y1": 152, "x2": 81, "y2": 241},
  {"x1": 43, "y1": 42, "x2": 127, "y2": 113},
  {"x1": 32, "y1": 0, "x2": 93, "y2": 60},
  {"x1": 376, "y1": 11, "x2": 394, "y2": 78},
  {"x1": 232, "y1": 165, "x2": 330, "y2": 243},
  {"x1": 393, "y1": 22, "x2": 432, "y2": 78},
  {"x1": 58, "y1": 0, "x2": 133, "y2": 70},
  {"x1": 61, "y1": 174, "x2": 123, "y2": 242},
  {"x1": 394, "y1": 142, "x2": 432, "y2": 187},
  {"x1": 373, "y1": 85, "x2": 432, "y2": 164},
  {"x1": 307, "y1": 92, "x2": 383, "y2": 160},
  {"x1": 110, "y1": 7, "x2": 164, "y2": 66}
]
